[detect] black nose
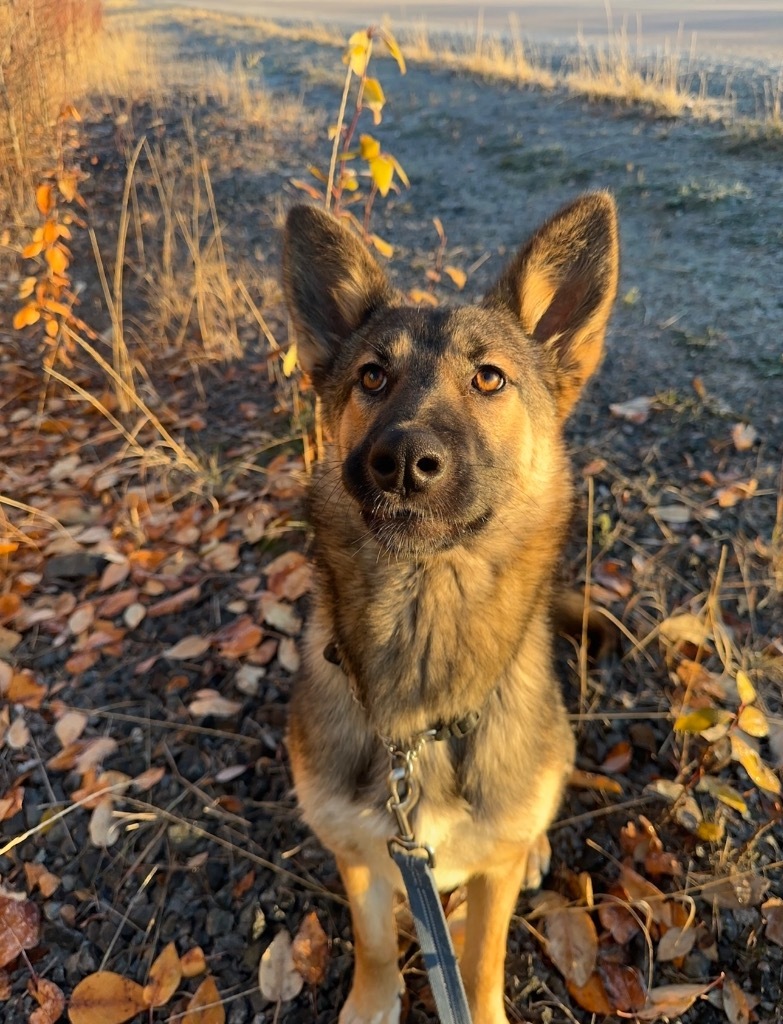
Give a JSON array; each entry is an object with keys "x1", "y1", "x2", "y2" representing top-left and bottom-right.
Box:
[{"x1": 369, "y1": 428, "x2": 448, "y2": 495}]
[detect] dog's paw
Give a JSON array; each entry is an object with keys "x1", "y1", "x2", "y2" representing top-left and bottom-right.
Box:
[
  {"x1": 523, "y1": 833, "x2": 551, "y2": 891},
  {"x1": 338, "y1": 992, "x2": 401, "y2": 1024}
]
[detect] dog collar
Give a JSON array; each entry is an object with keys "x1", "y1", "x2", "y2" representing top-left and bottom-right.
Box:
[{"x1": 323, "y1": 641, "x2": 482, "y2": 745}]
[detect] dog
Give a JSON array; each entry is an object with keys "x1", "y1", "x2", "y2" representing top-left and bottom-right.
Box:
[{"x1": 282, "y1": 193, "x2": 619, "y2": 1024}]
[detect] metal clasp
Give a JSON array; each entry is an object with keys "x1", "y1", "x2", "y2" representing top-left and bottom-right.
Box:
[{"x1": 386, "y1": 745, "x2": 435, "y2": 865}]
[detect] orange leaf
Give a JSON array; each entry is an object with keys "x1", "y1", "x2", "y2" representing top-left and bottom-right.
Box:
[
  {"x1": 144, "y1": 941, "x2": 182, "y2": 1007},
  {"x1": 7, "y1": 671, "x2": 46, "y2": 708},
  {"x1": 36, "y1": 184, "x2": 54, "y2": 216},
  {"x1": 68, "y1": 971, "x2": 147, "y2": 1024},
  {"x1": 13, "y1": 303, "x2": 41, "y2": 329},
  {"x1": 567, "y1": 971, "x2": 613, "y2": 1014},
  {"x1": 182, "y1": 975, "x2": 225, "y2": 1024},
  {"x1": 22, "y1": 239, "x2": 44, "y2": 259},
  {"x1": 180, "y1": 946, "x2": 208, "y2": 978},
  {"x1": 45, "y1": 245, "x2": 69, "y2": 276},
  {"x1": 292, "y1": 912, "x2": 329, "y2": 986},
  {"x1": 28, "y1": 976, "x2": 65, "y2": 1024}
]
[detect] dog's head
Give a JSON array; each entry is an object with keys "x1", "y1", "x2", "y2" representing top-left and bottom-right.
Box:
[{"x1": 283, "y1": 195, "x2": 619, "y2": 556}]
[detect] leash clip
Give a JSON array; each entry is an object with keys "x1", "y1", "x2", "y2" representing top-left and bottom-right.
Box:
[{"x1": 386, "y1": 747, "x2": 435, "y2": 865}]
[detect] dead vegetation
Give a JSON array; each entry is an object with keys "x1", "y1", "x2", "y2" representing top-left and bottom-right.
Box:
[{"x1": 1, "y1": 6, "x2": 782, "y2": 1024}]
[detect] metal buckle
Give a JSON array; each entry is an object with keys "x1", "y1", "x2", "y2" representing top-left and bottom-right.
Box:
[{"x1": 386, "y1": 747, "x2": 436, "y2": 866}]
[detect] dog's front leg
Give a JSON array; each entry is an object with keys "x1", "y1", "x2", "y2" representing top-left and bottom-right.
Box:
[
  {"x1": 460, "y1": 845, "x2": 534, "y2": 1024},
  {"x1": 337, "y1": 857, "x2": 403, "y2": 1024}
]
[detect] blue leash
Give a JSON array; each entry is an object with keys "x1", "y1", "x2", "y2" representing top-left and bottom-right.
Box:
[{"x1": 386, "y1": 744, "x2": 473, "y2": 1024}]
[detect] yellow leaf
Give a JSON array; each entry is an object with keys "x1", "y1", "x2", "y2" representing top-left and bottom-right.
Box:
[
  {"x1": 370, "y1": 234, "x2": 393, "y2": 258},
  {"x1": 697, "y1": 776, "x2": 749, "y2": 817},
  {"x1": 363, "y1": 77, "x2": 385, "y2": 125},
  {"x1": 45, "y1": 318, "x2": 59, "y2": 338},
  {"x1": 18, "y1": 276, "x2": 37, "y2": 298},
  {"x1": 736, "y1": 669, "x2": 756, "y2": 705},
  {"x1": 343, "y1": 30, "x2": 371, "y2": 76},
  {"x1": 342, "y1": 169, "x2": 360, "y2": 192},
  {"x1": 46, "y1": 246, "x2": 69, "y2": 276},
  {"x1": 738, "y1": 705, "x2": 769, "y2": 738},
  {"x1": 379, "y1": 27, "x2": 407, "y2": 73},
  {"x1": 444, "y1": 265, "x2": 467, "y2": 289},
  {"x1": 282, "y1": 343, "x2": 298, "y2": 377},
  {"x1": 369, "y1": 154, "x2": 395, "y2": 197},
  {"x1": 13, "y1": 303, "x2": 40, "y2": 329},
  {"x1": 182, "y1": 975, "x2": 225, "y2": 1024},
  {"x1": 144, "y1": 941, "x2": 182, "y2": 1007},
  {"x1": 696, "y1": 820, "x2": 725, "y2": 842},
  {"x1": 36, "y1": 184, "x2": 54, "y2": 216},
  {"x1": 359, "y1": 134, "x2": 381, "y2": 160},
  {"x1": 68, "y1": 971, "x2": 147, "y2": 1024},
  {"x1": 731, "y1": 734, "x2": 781, "y2": 794},
  {"x1": 391, "y1": 155, "x2": 409, "y2": 188},
  {"x1": 408, "y1": 289, "x2": 439, "y2": 307},
  {"x1": 673, "y1": 708, "x2": 732, "y2": 733}
]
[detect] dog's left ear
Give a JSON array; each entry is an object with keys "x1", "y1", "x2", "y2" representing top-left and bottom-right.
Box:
[
  {"x1": 484, "y1": 192, "x2": 619, "y2": 419},
  {"x1": 283, "y1": 205, "x2": 396, "y2": 387}
]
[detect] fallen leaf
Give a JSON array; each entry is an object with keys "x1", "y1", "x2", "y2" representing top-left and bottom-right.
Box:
[
  {"x1": 182, "y1": 975, "x2": 225, "y2": 1024},
  {"x1": 180, "y1": 946, "x2": 208, "y2": 978},
  {"x1": 736, "y1": 670, "x2": 756, "y2": 705},
  {"x1": 723, "y1": 976, "x2": 751, "y2": 1024},
  {"x1": 654, "y1": 503, "x2": 691, "y2": 525},
  {"x1": 545, "y1": 906, "x2": 598, "y2": 988},
  {"x1": 567, "y1": 971, "x2": 613, "y2": 1014},
  {"x1": 762, "y1": 899, "x2": 783, "y2": 948},
  {"x1": 164, "y1": 635, "x2": 210, "y2": 660},
  {"x1": 28, "y1": 976, "x2": 66, "y2": 1024},
  {"x1": 737, "y1": 705, "x2": 768, "y2": 737},
  {"x1": 258, "y1": 930, "x2": 304, "y2": 1003},
  {"x1": 89, "y1": 796, "x2": 119, "y2": 848},
  {"x1": 292, "y1": 911, "x2": 329, "y2": 986},
  {"x1": 259, "y1": 595, "x2": 302, "y2": 636},
  {"x1": 0, "y1": 896, "x2": 40, "y2": 967},
  {"x1": 6, "y1": 716, "x2": 30, "y2": 749},
  {"x1": 55, "y1": 710, "x2": 88, "y2": 747},
  {"x1": 68, "y1": 971, "x2": 147, "y2": 1024},
  {"x1": 75, "y1": 737, "x2": 118, "y2": 773},
  {"x1": 188, "y1": 690, "x2": 242, "y2": 718},
  {"x1": 731, "y1": 422, "x2": 758, "y2": 451},
  {"x1": 716, "y1": 478, "x2": 758, "y2": 508},
  {"x1": 731, "y1": 733, "x2": 781, "y2": 794},
  {"x1": 0, "y1": 785, "x2": 24, "y2": 822},
  {"x1": 609, "y1": 395, "x2": 653, "y2": 424},
  {"x1": 600, "y1": 962, "x2": 646, "y2": 1012},
  {"x1": 600, "y1": 740, "x2": 633, "y2": 774},
  {"x1": 660, "y1": 612, "x2": 710, "y2": 646},
  {"x1": 656, "y1": 925, "x2": 696, "y2": 961},
  {"x1": 444, "y1": 265, "x2": 467, "y2": 289},
  {"x1": 621, "y1": 980, "x2": 716, "y2": 1020},
  {"x1": 144, "y1": 941, "x2": 181, "y2": 1007},
  {"x1": 147, "y1": 584, "x2": 201, "y2": 617}
]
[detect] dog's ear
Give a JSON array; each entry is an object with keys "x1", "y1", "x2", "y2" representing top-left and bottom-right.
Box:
[
  {"x1": 484, "y1": 192, "x2": 619, "y2": 418},
  {"x1": 283, "y1": 205, "x2": 395, "y2": 385}
]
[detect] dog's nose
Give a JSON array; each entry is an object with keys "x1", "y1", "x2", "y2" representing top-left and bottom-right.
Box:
[{"x1": 369, "y1": 429, "x2": 447, "y2": 495}]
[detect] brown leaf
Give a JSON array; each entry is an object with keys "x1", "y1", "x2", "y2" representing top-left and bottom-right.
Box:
[
  {"x1": 656, "y1": 925, "x2": 697, "y2": 961},
  {"x1": 731, "y1": 422, "x2": 758, "y2": 451},
  {"x1": 164, "y1": 635, "x2": 211, "y2": 661},
  {"x1": 600, "y1": 962, "x2": 646, "y2": 1012},
  {"x1": 182, "y1": 975, "x2": 225, "y2": 1023},
  {"x1": 0, "y1": 896, "x2": 40, "y2": 967},
  {"x1": 292, "y1": 911, "x2": 329, "y2": 986},
  {"x1": 147, "y1": 584, "x2": 202, "y2": 617},
  {"x1": 217, "y1": 617, "x2": 263, "y2": 659},
  {"x1": 259, "y1": 931, "x2": 304, "y2": 1002},
  {"x1": 545, "y1": 907, "x2": 598, "y2": 988},
  {"x1": 144, "y1": 941, "x2": 182, "y2": 1007},
  {"x1": 567, "y1": 971, "x2": 613, "y2": 1014},
  {"x1": 0, "y1": 785, "x2": 24, "y2": 822},
  {"x1": 180, "y1": 946, "x2": 208, "y2": 978},
  {"x1": 568, "y1": 768, "x2": 623, "y2": 795},
  {"x1": 600, "y1": 740, "x2": 632, "y2": 774},
  {"x1": 55, "y1": 710, "x2": 88, "y2": 747},
  {"x1": 6, "y1": 671, "x2": 46, "y2": 708},
  {"x1": 723, "y1": 977, "x2": 751, "y2": 1024},
  {"x1": 629, "y1": 980, "x2": 716, "y2": 1021},
  {"x1": 762, "y1": 899, "x2": 783, "y2": 948},
  {"x1": 597, "y1": 891, "x2": 640, "y2": 943},
  {"x1": 28, "y1": 976, "x2": 66, "y2": 1024},
  {"x1": 68, "y1": 971, "x2": 147, "y2": 1024}
]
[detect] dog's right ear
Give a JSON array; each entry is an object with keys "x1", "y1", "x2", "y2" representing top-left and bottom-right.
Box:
[{"x1": 283, "y1": 206, "x2": 395, "y2": 385}]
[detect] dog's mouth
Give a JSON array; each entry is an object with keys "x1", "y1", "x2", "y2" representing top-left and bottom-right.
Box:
[{"x1": 361, "y1": 503, "x2": 493, "y2": 554}]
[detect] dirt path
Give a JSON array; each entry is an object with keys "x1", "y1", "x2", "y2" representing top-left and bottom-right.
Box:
[{"x1": 1, "y1": 10, "x2": 782, "y2": 1024}]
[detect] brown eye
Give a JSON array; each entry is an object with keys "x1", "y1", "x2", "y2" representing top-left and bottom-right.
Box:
[
  {"x1": 360, "y1": 364, "x2": 387, "y2": 394},
  {"x1": 472, "y1": 366, "x2": 505, "y2": 393}
]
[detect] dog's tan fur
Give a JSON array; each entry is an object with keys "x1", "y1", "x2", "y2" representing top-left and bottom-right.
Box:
[{"x1": 283, "y1": 194, "x2": 619, "y2": 1024}]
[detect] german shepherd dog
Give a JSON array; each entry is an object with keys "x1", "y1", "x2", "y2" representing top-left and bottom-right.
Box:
[{"x1": 283, "y1": 193, "x2": 619, "y2": 1024}]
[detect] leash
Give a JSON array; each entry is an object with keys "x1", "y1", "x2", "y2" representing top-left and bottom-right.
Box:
[{"x1": 385, "y1": 735, "x2": 474, "y2": 1024}]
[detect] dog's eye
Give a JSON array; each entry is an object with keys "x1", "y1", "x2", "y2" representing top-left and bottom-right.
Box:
[
  {"x1": 472, "y1": 366, "x2": 505, "y2": 393},
  {"x1": 360, "y1": 364, "x2": 387, "y2": 394}
]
